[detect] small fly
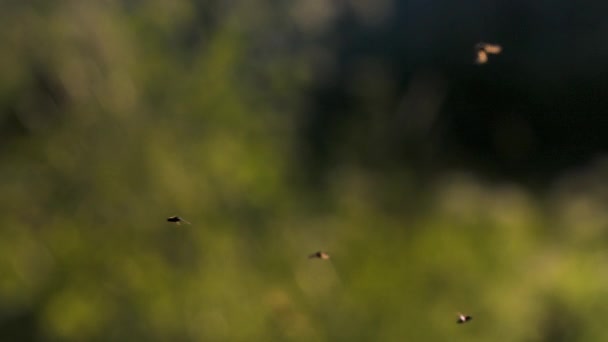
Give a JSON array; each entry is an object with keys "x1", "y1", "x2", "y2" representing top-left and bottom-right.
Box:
[
  {"x1": 308, "y1": 251, "x2": 330, "y2": 260},
  {"x1": 475, "y1": 42, "x2": 502, "y2": 64},
  {"x1": 457, "y1": 313, "x2": 473, "y2": 324},
  {"x1": 167, "y1": 216, "x2": 191, "y2": 225}
]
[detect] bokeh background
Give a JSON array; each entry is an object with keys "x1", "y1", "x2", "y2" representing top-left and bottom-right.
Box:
[{"x1": 2, "y1": 1, "x2": 608, "y2": 341}]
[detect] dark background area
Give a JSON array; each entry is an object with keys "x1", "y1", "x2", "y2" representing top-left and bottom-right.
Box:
[{"x1": 299, "y1": 0, "x2": 608, "y2": 186}]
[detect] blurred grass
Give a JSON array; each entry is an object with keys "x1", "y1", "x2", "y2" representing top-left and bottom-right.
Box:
[{"x1": 1, "y1": 1, "x2": 608, "y2": 341}]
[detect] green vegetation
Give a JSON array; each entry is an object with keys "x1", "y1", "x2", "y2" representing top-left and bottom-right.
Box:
[{"x1": 1, "y1": 1, "x2": 608, "y2": 341}]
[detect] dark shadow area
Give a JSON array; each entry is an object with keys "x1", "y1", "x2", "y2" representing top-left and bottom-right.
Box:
[
  {"x1": 0, "y1": 310, "x2": 39, "y2": 342},
  {"x1": 298, "y1": 0, "x2": 608, "y2": 186}
]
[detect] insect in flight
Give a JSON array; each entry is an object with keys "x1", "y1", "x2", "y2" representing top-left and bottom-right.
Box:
[
  {"x1": 308, "y1": 251, "x2": 331, "y2": 260},
  {"x1": 475, "y1": 42, "x2": 502, "y2": 64},
  {"x1": 167, "y1": 216, "x2": 191, "y2": 225},
  {"x1": 457, "y1": 313, "x2": 473, "y2": 324}
]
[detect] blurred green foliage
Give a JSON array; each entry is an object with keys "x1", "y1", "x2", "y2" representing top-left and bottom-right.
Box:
[{"x1": 2, "y1": 1, "x2": 608, "y2": 341}]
